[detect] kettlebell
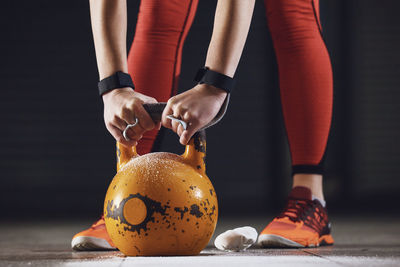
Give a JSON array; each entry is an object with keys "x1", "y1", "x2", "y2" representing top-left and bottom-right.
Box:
[{"x1": 104, "y1": 103, "x2": 218, "y2": 256}]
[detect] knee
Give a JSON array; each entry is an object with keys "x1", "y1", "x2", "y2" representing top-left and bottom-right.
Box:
[
  {"x1": 136, "y1": 0, "x2": 192, "y2": 39},
  {"x1": 266, "y1": 1, "x2": 320, "y2": 47}
]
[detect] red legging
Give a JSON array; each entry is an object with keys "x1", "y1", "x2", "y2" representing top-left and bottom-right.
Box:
[
  {"x1": 127, "y1": 0, "x2": 198, "y2": 155},
  {"x1": 127, "y1": 0, "x2": 333, "y2": 175}
]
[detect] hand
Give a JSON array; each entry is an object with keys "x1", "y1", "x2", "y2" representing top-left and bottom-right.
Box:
[
  {"x1": 102, "y1": 87, "x2": 159, "y2": 147},
  {"x1": 162, "y1": 84, "x2": 227, "y2": 145}
]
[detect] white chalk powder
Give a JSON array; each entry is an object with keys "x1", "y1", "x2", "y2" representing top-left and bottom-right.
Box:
[{"x1": 214, "y1": 226, "x2": 258, "y2": 252}]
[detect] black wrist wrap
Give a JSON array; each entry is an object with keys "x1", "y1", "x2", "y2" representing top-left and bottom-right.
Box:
[
  {"x1": 194, "y1": 67, "x2": 235, "y2": 93},
  {"x1": 98, "y1": 71, "x2": 134, "y2": 96}
]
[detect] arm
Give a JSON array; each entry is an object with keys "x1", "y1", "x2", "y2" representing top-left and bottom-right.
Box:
[
  {"x1": 161, "y1": 0, "x2": 255, "y2": 144},
  {"x1": 89, "y1": 0, "x2": 157, "y2": 147}
]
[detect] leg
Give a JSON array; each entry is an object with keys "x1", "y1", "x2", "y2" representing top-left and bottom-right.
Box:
[
  {"x1": 127, "y1": 0, "x2": 198, "y2": 155},
  {"x1": 72, "y1": 0, "x2": 198, "y2": 251},
  {"x1": 293, "y1": 173, "x2": 324, "y2": 200},
  {"x1": 258, "y1": 0, "x2": 334, "y2": 248},
  {"x1": 265, "y1": 0, "x2": 332, "y2": 198}
]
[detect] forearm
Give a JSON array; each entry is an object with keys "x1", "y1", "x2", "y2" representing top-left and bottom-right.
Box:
[
  {"x1": 205, "y1": 0, "x2": 255, "y2": 77},
  {"x1": 162, "y1": 0, "x2": 255, "y2": 144},
  {"x1": 89, "y1": 0, "x2": 128, "y2": 80}
]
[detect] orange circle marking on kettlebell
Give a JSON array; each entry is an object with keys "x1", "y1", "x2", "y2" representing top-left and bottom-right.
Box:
[{"x1": 123, "y1": 197, "x2": 147, "y2": 225}]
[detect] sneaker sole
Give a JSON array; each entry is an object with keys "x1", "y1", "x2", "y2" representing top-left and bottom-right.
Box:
[
  {"x1": 319, "y1": 234, "x2": 335, "y2": 246},
  {"x1": 71, "y1": 236, "x2": 116, "y2": 251},
  {"x1": 257, "y1": 234, "x2": 304, "y2": 248},
  {"x1": 257, "y1": 234, "x2": 334, "y2": 248}
]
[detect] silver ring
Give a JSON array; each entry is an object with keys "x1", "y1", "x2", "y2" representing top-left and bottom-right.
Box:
[
  {"x1": 123, "y1": 118, "x2": 139, "y2": 141},
  {"x1": 166, "y1": 115, "x2": 188, "y2": 130}
]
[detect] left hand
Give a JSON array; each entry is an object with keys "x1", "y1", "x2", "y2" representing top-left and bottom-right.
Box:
[{"x1": 161, "y1": 84, "x2": 227, "y2": 145}]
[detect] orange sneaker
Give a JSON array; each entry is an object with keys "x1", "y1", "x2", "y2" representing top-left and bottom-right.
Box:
[
  {"x1": 258, "y1": 186, "x2": 334, "y2": 248},
  {"x1": 71, "y1": 216, "x2": 116, "y2": 251}
]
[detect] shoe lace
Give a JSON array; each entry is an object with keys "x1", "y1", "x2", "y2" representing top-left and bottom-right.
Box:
[
  {"x1": 277, "y1": 198, "x2": 313, "y2": 223},
  {"x1": 278, "y1": 198, "x2": 329, "y2": 233}
]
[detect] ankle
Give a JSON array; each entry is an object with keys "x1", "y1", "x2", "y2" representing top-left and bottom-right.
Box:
[{"x1": 292, "y1": 174, "x2": 325, "y2": 200}]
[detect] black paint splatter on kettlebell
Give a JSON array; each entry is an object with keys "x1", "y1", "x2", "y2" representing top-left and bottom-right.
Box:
[
  {"x1": 174, "y1": 207, "x2": 189, "y2": 219},
  {"x1": 189, "y1": 204, "x2": 203, "y2": 218},
  {"x1": 105, "y1": 193, "x2": 168, "y2": 235},
  {"x1": 208, "y1": 205, "x2": 216, "y2": 219}
]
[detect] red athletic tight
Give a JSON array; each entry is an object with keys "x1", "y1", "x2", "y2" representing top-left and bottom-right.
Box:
[
  {"x1": 127, "y1": 0, "x2": 198, "y2": 155},
  {"x1": 127, "y1": 0, "x2": 333, "y2": 175}
]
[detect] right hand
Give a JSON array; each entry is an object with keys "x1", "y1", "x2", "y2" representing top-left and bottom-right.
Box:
[
  {"x1": 102, "y1": 87, "x2": 159, "y2": 147},
  {"x1": 161, "y1": 84, "x2": 227, "y2": 145}
]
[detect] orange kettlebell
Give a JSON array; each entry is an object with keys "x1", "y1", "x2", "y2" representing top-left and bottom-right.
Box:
[{"x1": 104, "y1": 103, "x2": 218, "y2": 256}]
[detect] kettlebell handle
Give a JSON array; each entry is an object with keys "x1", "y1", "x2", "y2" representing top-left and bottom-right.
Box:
[
  {"x1": 117, "y1": 103, "x2": 207, "y2": 175},
  {"x1": 142, "y1": 103, "x2": 167, "y2": 123}
]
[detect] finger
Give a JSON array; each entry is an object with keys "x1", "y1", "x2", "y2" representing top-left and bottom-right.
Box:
[
  {"x1": 126, "y1": 126, "x2": 144, "y2": 141},
  {"x1": 178, "y1": 111, "x2": 197, "y2": 136},
  {"x1": 112, "y1": 116, "x2": 128, "y2": 131},
  {"x1": 180, "y1": 127, "x2": 199, "y2": 145},
  {"x1": 179, "y1": 120, "x2": 201, "y2": 145},
  {"x1": 135, "y1": 103, "x2": 155, "y2": 131},
  {"x1": 178, "y1": 111, "x2": 193, "y2": 137},
  {"x1": 145, "y1": 97, "x2": 158, "y2": 104},
  {"x1": 171, "y1": 106, "x2": 186, "y2": 133},
  {"x1": 177, "y1": 123, "x2": 184, "y2": 137},
  {"x1": 107, "y1": 124, "x2": 137, "y2": 147},
  {"x1": 120, "y1": 107, "x2": 136, "y2": 125},
  {"x1": 110, "y1": 116, "x2": 145, "y2": 143},
  {"x1": 161, "y1": 103, "x2": 174, "y2": 129},
  {"x1": 171, "y1": 120, "x2": 180, "y2": 134},
  {"x1": 115, "y1": 114, "x2": 146, "y2": 140}
]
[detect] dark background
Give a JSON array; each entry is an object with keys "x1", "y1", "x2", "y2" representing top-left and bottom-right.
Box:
[{"x1": 1, "y1": 0, "x2": 399, "y2": 220}]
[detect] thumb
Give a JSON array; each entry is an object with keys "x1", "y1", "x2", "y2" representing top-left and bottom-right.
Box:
[{"x1": 179, "y1": 126, "x2": 199, "y2": 145}]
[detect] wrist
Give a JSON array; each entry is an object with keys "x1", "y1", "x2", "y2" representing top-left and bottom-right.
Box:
[
  {"x1": 98, "y1": 71, "x2": 134, "y2": 96},
  {"x1": 193, "y1": 67, "x2": 235, "y2": 94},
  {"x1": 197, "y1": 84, "x2": 228, "y2": 102},
  {"x1": 102, "y1": 87, "x2": 133, "y2": 102}
]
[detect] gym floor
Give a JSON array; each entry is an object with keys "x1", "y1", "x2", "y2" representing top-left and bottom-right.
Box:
[{"x1": 1, "y1": 215, "x2": 399, "y2": 267}]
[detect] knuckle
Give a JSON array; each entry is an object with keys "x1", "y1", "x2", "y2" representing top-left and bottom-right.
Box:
[
  {"x1": 121, "y1": 106, "x2": 131, "y2": 114},
  {"x1": 126, "y1": 101, "x2": 135, "y2": 111},
  {"x1": 134, "y1": 97, "x2": 144, "y2": 104},
  {"x1": 174, "y1": 106, "x2": 184, "y2": 116},
  {"x1": 174, "y1": 102, "x2": 183, "y2": 109},
  {"x1": 167, "y1": 97, "x2": 177, "y2": 106},
  {"x1": 129, "y1": 100, "x2": 138, "y2": 108},
  {"x1": 183, "y1": 112, "x2": 192, "y2": 120},
  {"x1": 112, "y1": 114, "x2": 119, "y2": 122}
]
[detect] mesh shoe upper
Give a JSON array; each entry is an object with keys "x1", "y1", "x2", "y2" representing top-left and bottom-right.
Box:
[{"x1": 259, "y1": 186, "x2": 333, "y2": 247}]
